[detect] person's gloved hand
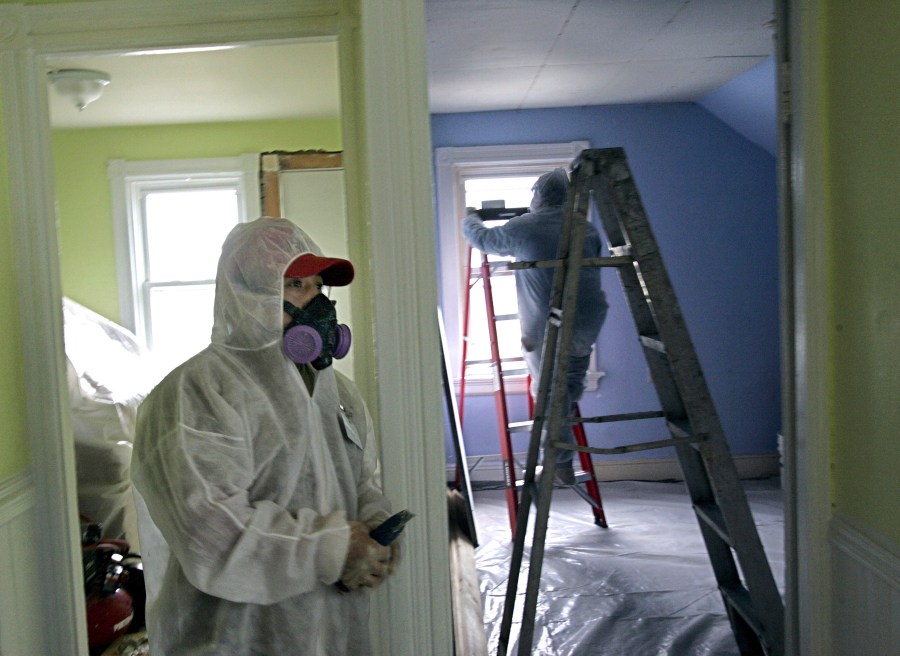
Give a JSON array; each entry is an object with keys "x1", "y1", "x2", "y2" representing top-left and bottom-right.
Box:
[{"x1": 339, "y1": 521, "x2": 391, "y2": 591}]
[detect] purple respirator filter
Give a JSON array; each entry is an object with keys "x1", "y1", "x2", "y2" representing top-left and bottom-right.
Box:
[{"x1": 283, "y1": 323, "x2": 351, "y2": 364}]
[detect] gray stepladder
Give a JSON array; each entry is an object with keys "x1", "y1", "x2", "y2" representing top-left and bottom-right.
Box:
[{"x1": 497, "y1": 148, "x2": 785, "y2": 656}]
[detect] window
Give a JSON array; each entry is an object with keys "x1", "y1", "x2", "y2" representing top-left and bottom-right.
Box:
[
  {"x1": 461, "y1": 175, "x2": 537, "y2": 382},
  {"x1": 109, "y1": 156, "x2": 260, "y2": 379},
  {"x1": 435, "y1": 141, "x2": 602, "y2": 394}
]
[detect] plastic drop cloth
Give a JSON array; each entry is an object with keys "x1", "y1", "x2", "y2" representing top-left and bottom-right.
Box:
[
  {"x1": 63, "y1": 297, "x2": 154, "y2": 547},
  {"x1": 473, "y1": 478, "x2": 784, "y2": 655},
  {"x1": 131, "y1": 217, "x2": 392, "y2": 656}
]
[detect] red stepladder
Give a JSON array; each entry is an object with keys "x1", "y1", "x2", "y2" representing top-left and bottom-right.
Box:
[
  {"x1": 460, "y1": 242, "x2": 522, "y2": 534},
  {"x1": 460, "y1": 207, "x2": 607, "y2": 535},
  {"x1": 525, "y1": 383, "x2": 607, "y2": 528}
]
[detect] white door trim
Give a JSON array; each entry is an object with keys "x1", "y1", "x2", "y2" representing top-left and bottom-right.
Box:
[
  {"x1": 783, "y1": 0, "x2": 835, "y2": 656},
  {"x1": 0, "y1": 1, "x2": 449, "y2": 654}
]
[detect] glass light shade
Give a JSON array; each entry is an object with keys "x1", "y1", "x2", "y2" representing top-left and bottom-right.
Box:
[{"x1": 47, "y1": 68, "x2": 111, "y2": 111}]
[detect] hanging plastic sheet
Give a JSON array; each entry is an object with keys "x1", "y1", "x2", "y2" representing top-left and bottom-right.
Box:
[
  {"x1": 474, "y1": 478, "x2": 784, "y2": 655},
  {"x1": 63, "y1": 298, "x2": 156, "y2": 547}
]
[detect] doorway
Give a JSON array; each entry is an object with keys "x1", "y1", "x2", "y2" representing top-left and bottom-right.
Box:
[{"x1": 0, "y1": 2, "x2": 449, "y2": 655}]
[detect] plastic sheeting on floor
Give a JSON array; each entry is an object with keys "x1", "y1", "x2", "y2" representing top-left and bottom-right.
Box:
[{"x1": 472, "y1": 478, "x2": 784, "y2": 655}]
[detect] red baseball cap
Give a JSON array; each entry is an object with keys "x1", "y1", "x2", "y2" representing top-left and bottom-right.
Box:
[{"x1": 285, "y1": 253, "x2": 355, "y2": 286}]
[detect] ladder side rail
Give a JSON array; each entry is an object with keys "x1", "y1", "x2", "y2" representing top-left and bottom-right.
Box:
[
  {"x1": 456, "y1": 246, "x2": 479, "y2": 496},
  {"x1": 459, "y1": 246, "x2": 476, "y2": 425},
  {"x1": 674, "y1": 442, "x2": 770, "y2": 655},
  {"x1": 480, "y1": 251, "x2": 520, "y2": 533},
  {"x1": 596, "y1": 148, "x2": 785, "y2": 654},
  {"x1": 571, "y1": 405, "x2": 607, "y2": 526},
  {"x1": 498, "y1": 167, "x2": 587, "y2": 655},
  {"x1": 510, "y1": 161, "x2": 596, "y2": 656},
  {"x1": 589, "y1": 165, "x2": 695, "y2": 434}
]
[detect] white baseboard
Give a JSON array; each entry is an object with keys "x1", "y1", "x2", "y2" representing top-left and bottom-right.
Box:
[
  {"x1": 450, "y1": 452, "x2": 780, "y2": 483},
  {"x1": 830, "y1": 517, "x2": 900, "y2": 656}
]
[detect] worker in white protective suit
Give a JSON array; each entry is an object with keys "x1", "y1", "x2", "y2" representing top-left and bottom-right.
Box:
[
  {"x1": 132, "y1": 217, "x2": 399, "y2": 655},
  {"x1": 463, "y1": 169, "x2": 608, "y2": 485}
]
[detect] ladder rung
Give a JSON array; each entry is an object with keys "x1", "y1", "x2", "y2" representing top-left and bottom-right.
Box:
[
  {"x1": 639, "y1": 334, "x2": 666, "y2": 353},
  {"x1": 557, "y1": 434, "x2": 701, "y2": 455},
  {"x1": 469, "y1": 268, "x2": 516, "y2": 281},
  {"x1": 572, "y1": 409, "x2": 666, "y2": 424},
  {"x1": 666, "y1": 418, "x2": 693, "y2": 438},
  {"x1": 507, "y1": 255, "x2": 632, "y2": 270},
  {"x1": 719, "y1": 583, "x2": 765, "y2": 639},
  {"x1": 572, "y1": 480, "x2": 603, "y2": 509},
  {"x1": 508, "y1": 420, "x2": 533, "y2": 433},
  {"x1": 693, "y1": 501, "x2": 732, "y2": 546},
  {"x1": 494, "y1": 313, "x2": 519, "y2": 321},
  {"x1": 464, "y1": 357, "x2": 525, "y2": 366}
]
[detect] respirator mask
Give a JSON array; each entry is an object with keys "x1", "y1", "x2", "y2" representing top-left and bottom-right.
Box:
[{"x1": 282, "y1": 294, "x2": 351, "y2": 370}]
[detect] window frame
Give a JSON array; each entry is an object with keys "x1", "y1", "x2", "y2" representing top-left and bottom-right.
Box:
[
  {"x1": 434, "y1": 141, "x2": 603, "y2": 395},
  {"x1": 108, "y1": 155, "x2": 260, "y2": 345}
]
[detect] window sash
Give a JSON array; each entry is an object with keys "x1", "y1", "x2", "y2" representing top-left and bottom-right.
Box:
[
  {"x1": 434, "y1": 142, "x2": 603, "y2": 396},
  {"x1": 108, "y1": 155, "x2": 259, "y2": 364}
]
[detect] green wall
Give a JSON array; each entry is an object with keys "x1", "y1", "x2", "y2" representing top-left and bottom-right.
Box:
[
  {"x1": 0, "y1": 0, "x2": 110, "y2": 482},
  {"x1": 826, "y1": 1, "x2": 900, "y2": 544},
  {"x1": 0, "y1": 92, "x2": 31, "y2": 479},
  {"x1": 53, "y1": 119, "x2": 341, "y2": 322}
]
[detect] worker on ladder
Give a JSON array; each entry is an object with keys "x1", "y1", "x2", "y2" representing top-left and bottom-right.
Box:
[{"x1": 462, "y1": 168, "x2": 608, "y2": 485}]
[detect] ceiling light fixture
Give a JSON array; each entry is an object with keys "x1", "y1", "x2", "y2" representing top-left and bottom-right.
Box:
[{"x1": 47, "y1": 68, "x2": 111, "y2": 112}]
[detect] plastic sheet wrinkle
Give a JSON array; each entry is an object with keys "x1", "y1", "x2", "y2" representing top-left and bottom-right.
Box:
[{"x1": 473, "y1": 478, "x2": 784, "y2": 655}]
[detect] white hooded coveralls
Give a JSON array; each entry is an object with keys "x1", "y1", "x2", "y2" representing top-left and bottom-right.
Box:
[
  {"x1": 462, "y1": 169, "x2": 608, "y2": 468},
  {"x1": 132, "y1": 217, "x2": 392, "y2": 655}
]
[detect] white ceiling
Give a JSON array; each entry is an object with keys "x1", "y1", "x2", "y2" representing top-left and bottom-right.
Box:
[
  {"x1": 46, "y1": 40, "x2": 341, "y2": 128},
  {"x1": 46, "y1": 0, "x2": 775, "y2": 128}
]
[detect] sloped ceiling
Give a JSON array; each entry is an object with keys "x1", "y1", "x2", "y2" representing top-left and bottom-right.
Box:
[
  {"x1": 46, "y1": 1, "x2": 775, "y2": 129},
  {"x1": 426, "y1": 0, "x2": 775, "y2": 113}
]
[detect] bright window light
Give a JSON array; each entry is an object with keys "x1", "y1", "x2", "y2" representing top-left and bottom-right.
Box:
[{"x1": 463, "y1": 175, "x2": 537, "y2": 379}]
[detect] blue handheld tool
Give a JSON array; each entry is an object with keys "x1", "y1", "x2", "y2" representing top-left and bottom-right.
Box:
[{"x1": 368, "y1": 509, "x2": 415, "y2": 546}]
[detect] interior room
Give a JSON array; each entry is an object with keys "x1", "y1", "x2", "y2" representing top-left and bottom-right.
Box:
[
  {"x1": 0, "y1": 1, "x2": 897, "y2": 656},
  {"x1": 50, "y1": 2, "x2": 781, "y2": 653},
  {"x1": 431, "y1": 2, "x2": 783, "y2": 654}
]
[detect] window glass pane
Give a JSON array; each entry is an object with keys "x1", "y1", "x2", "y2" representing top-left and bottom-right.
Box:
[
  {"x1": 466, "y1": 280, "x2": 523, "y2": 378},
  {"x1": 465, "y1": 175, "x2": 537, "y2": 211},
  {"x1": 463, "y1": 175, "x2": 538, "y2": 379},
  {"x1": 144, "y1": 188, "x2": 239, "y2": 282},
  {"x1": 147, "y1": 284, "x2": 215, "y2": 377}
]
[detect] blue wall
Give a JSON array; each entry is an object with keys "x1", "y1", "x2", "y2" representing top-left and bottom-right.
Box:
[
  {"x1": 433, "y1": 101, "x2": 780, "y2": 468},
  {"x1": 700, "y1": 56, "x2": 777, "y2": 156}
]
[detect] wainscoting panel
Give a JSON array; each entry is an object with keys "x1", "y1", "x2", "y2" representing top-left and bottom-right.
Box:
[
  {"x1": 0, "y1": 472, "x2": 43, "y2": 656},
  {"x1": 830, "y1": 517, "x2": 900, "y2": 656}
]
